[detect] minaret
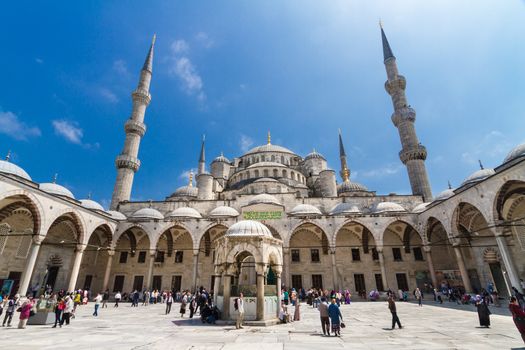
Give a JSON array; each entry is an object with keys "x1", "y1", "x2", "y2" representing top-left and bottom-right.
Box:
[
  {"x1": 198, "y1": 135, "x2": 206, "y2": 175},
  {"x1": 338, "y1": 129, "x2": 350, "y2": 183},
  {"x1": 381, "y1": 25, "x2": 432, "y2": 201},
  {"x1": 110, "y1": 35, "x2": 156, "y2": 210}
]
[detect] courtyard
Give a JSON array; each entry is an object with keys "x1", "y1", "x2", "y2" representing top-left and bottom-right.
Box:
[{"x1": 0, "y1": 300, "x2": 523, "y2": 349}]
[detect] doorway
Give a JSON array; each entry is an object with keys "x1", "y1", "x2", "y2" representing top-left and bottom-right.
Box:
[
  {"x1": 489, "y1": 262, "x2": 509, "y2": 298},
  {"x1": 46, "y1": 266, "x2": 59, "y2": 290}
]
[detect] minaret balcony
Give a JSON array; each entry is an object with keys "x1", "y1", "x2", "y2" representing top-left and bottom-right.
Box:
[
  {"x1": 124, "y1": 120, "x2": 147, "y2": 137},
  {"x1": 399, "y1": 145, "x2": 427, "y2": 164},
  {"x1": 131, "y1": 88, "x2": 152, "y2": 105},
  {"x1": 115, "y1": 155, "x2": 141, "y2": 172},
  {"x1": 384, "y1": 75, "x2": 406, "y2": 94},
  {"x1": 391, "y1": 107, "x2": 416, "y2": 126}
]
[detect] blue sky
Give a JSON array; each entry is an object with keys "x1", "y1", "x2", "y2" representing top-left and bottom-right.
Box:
[{"x1": 1, "y1": 1, "x2": 524, "y2": 208}]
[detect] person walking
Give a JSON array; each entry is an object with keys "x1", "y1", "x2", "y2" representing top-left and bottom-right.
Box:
[
  {"x1": 132, "y1": 290, "x2": 139, "y2": 307},
  {"x1": 93, "y1": 293, "x2": 102, "y2": 316},
  {"x1": 60, "y1": 295, "x2": 74, "y2": 326},
  {"x1": 510, "y1": 296, "x2": 525, "y2": 343},
  {"x1": 165, "y1": 292, "x2": 173, "y2": 315},
  {"x1": 475, "y1": 297, "x2": 491, "y2": 328},
  {"x1": 415, "y1": 288, "x2": 422, "y2": 307},
  {"x1": 18, "y1": 298, "x2": 34, "y2": 329},
  {"x1": 114, "y1": 291, "x2": 121, "y2": 307},
  {"x1": 318, "y1": 297, "x2": 330, "y2": 336},
  {"x1": 180, "y1": 292, "x2": 188, "y2": 318},
  {"x1": 102, "y1": 289, "x2": 110, "y2": 308},
  {"x1": 235, "y1": 293, "x2": 245, "y2": 329},
  {"x1": 52, "y1": 296, "x2": 65, "y2": 328},
  {"x1": 328, "y1": 298, "x2": 343, "y2": 337},
  {"x1": 2, "y1": 295, "x2": 17, "y2": 327},
  {"x1": 294, "y1": 297, "x2": 301, "y2": 321},
  {"x1": 388, "y1": 295, "x2": 402, "y2": 329}
]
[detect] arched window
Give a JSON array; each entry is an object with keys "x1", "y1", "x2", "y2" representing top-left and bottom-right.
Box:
[
  {"x1": 0, "y1": 223, "x2": 11, "y2": 255},
  {"x1": 264, "y1": 169, "x2": 269, "y2": 177},
  {"x1": 271, "y1": 155, "x2": 275, "y2": 162},
  {"x1": 291, "y1": 171, "x2": 295, "y2": 181},
  {"x1": 281, "y1": 155, "x2": 285, "y2": 164},
  {"x1": 254, "y1": 170, "x2": 259, "y2": 177},
  {"x1": 282, "y1": 170, "x2": 287, "y2": 178},
  {"x1": 273, "y1": 169, "x2": 278, "y2": 177}
]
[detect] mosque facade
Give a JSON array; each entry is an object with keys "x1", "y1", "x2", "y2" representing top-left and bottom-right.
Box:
[{"x1": 0, "y1": 28, "x2": 524, "y2": 303}]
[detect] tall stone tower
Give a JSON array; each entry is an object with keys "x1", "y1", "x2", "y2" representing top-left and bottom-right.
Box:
[
  {"x1": 338, "y1": 129, "x2": 350, "y2": 182},
  {"x1": 110, "y1": 35, "x2": 156, "y2": 210},
  {"x1": 381, "y1": 26, "x2": 432, "y2": 201},
  {"x1": 198, "y1": 135, "x2": 206, "y2": 175}
]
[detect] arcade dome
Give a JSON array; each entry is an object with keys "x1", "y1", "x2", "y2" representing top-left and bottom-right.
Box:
[
  {"x1": 0, "y1": 160, "x2": 31, "y2": 181},
  {"x1": 225, "y1": 220, "x2": 272, "y2": 237},
  {"x1": 131, "y1": 207, "x2": 164, "y2": 220}
]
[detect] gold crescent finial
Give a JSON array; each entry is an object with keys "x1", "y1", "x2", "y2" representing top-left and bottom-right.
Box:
[
  {"x1": 5, "y1": 150, "x2": 11, "y2": 161},
  {"x1": 267, "y1": 130, "x2": 271, "y2": 145},
  {"x1": 52, "y1": 173, "x2": 58, "y2": 184}
]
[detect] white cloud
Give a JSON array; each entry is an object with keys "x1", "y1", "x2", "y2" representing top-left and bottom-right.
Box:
[
  {"x1": 0, "y1": 110, "x2": 41, "y2": 140},
  {"x1": 239, "y1": 134, "x2": 254, "y2": 153},
  {"x1": 97, "y1": 87, "x2": 119, "y2": 103},
  {"x1": 168, "y1": 39, "x2": 206, "y2": 102},
  {"x1": 195, "y1": 32, "x2": 214, "y2": 49},
  {"x1": 360, "y1": 163, "x2": 402, "y2": 178},
  {"x1": 112, "y1": 59, "x2": 128, "y2": 76},
  {"x1": 52, "y1": 120, "x2": 83, "y2": 144},
  {"x1": 35, "y1": 58, "x2": 43, "y2": 64},
  {"x1": 461, "y1": 130, "x2": 511, "y2": 166},
  {"x1": 171, "y1": 40, "x2": 189, "y2": 54}
]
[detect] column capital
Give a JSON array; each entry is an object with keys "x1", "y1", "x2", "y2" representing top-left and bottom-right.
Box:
[
  {"x1": 107, "y1": 249, "x2": 116, "y2": 256},
  {"x1": 32, "y1": 234, "x2": 45, "y2": 245},
  {"x1": 75, "y1": 244, "x2": 85, "y2": 253},
  {"x1": 149, "y1": 250, "x2": 156, "y2": 258},
  {"x1": 423, "y1": 245, "x2": 431, "y2": 253}
]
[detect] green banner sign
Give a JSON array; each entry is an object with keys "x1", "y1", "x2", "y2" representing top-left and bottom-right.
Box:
[{"x1": 243, "y1": 211, "x2": 282, "y2": 220}]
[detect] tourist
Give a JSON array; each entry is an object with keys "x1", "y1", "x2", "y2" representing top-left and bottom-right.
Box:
[
  {"x1": 328, "y1": 298, "x2": 343, "y2": 337},
  {"x1": 180, "y1": 292, "x2": 188, "y2": 317},
  {"x1": 132, "y1": 290, "x2": 139, "y2": 307},
  {"x1": 17, "y1": 298, "x2": 34, "y2": 329},
  {"x1": 318, "y1": 297, "x2": 330, "y2": 336},
  {"x1": 283, "y1": 289, "x2": 289, "y2": 305},
  {"x1": 475, "y1": 296, "x2": 491, "y2": 328},
  {"x1": 114, "y1": 291, "x2": 121, "y2": 307},
  {"x1": 93, "y1": 293, "x2": 103, "y2": 316},
  {"x1": 512, "y1": 287, "x2": 525, "y2": 309},
  {"x1": 73, "y1": 290, "x2": 82, "y2": 312},
  {"x1": 102, "y1": 289, "x2": 110, "y2": 308},
  {"x1": 143, "y1": 290, "x2": 150, "y2": 306},
  {"x1": 189, "y1": 293, "x2": 196, "y2": 318},
  {"x1": 2, "y1": 294, "x2": 18, "y2": 327},
  {"x1": 294, "y1": 296, "x2": 301, "y2": 321},
  {"x1": 388, "y1": 295, "x2": 402, "y2": 329},
  {"x1": 61, "y1": 295, "x2": 74, "y2": 326},
  {"x1": 52, "y1": 295, "x2": 65, "y2": 328},
  {"x1": 235, "y1": 292, "x2": 245, "y2": 329},
  {"x1": 165, "y1": 292, "x2": 173, "y2": 315},
  {"x1": 415, "y1": 288, "x2": 422, "y2": 306},
  {"x1": 509, "y1": 296, "x2": 525, "y2": 343}
]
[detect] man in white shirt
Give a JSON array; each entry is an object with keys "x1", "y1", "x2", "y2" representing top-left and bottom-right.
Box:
[
  {"x1": 236, "y1": 293, "x2": 245, "y2": 329},
  {"x1": 114, "y1": 291, "x2": 121, "y2": 307},
  {"x1": 93, "y1": 293, "x2": 102, "y2": 316}
]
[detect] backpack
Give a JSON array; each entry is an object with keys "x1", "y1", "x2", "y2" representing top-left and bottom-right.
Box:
[{"x1": 234, "y1": 298, "x2": 239, "y2": 311}]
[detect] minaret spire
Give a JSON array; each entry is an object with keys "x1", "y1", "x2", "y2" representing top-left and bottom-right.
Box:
[
  {"x1": 110, "y1": 35, "x2": 156, "y2": 210},
  {"x1": 198, "y1": 134, "x2": 206, "y2": 175},
  {"x1": 381, "y1": 25, "x2": 432, "y2": 201},
  {"x1": 267, "y1": 130, "x2": 271, "y2": 145},
  {"x1": 338, "y1": 129, "x2": 350, "y2": 182}
]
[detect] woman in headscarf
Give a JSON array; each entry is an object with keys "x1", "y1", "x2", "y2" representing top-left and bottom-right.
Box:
[
  {"x1": 475, "y1": 296, "x2": 491, "y2": 327},
  {"x1": 328, "y1": 298, "x2": 343, "y2": 336},
  {"x1": 510, "y1": 296, "x2": 525, "y2": 343}
]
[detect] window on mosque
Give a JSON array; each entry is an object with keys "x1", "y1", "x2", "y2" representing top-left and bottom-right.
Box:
[
  {"x1": 392, "y1": 248, "x2": 402, "y2": 261},
  {"x1": 396, "y1": 273, "x2": 409, "y2": 291},
  {"x1": 155, "y1": 251, "x2": 165, "y2": 263},
  {"x1": 264, "y1": 169, "x2": 269, "y2": 177},
  {"x1": 255, "y1": 170, "x2": 259, "y2": 177},
  {"x1": 291, "y1": 249, "x2": 300, "y2": 262},
  {"x1": 137, "y1": 251, "x2": 146, "y2": 263},
  {"x1": 113, "y1": 275, "x2": 125, "y2": 292},
  {"x1": 375, "y1": 274, "x2": 384, "y2": 291},
  {"x1": 273, "y1": 169, "x2": 278, "y2": 177},
  {"x1": 311, "y1": 249, "x2": 320, "y2": 262},
  {"x1": 351, "y1": 248, "x2": 361, "y2": 261},
  {"x1": 312, "y1": 274, "x2": 323, "y2": 289},
  {"x1": 119, "y1": 251, "x2": 128, "y2": 264},
  {"x1": 372, "y1": 248, "x2": 379, "y2": 261},
  {"x1": 413, "y1": 247, "x2": 424, "y2": 261},
  {"x1": 175, "y1": 251, "x2": 184, "y2": 263}
]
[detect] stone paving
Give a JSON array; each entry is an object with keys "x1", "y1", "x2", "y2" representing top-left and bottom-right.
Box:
[{"x1": 1, "y1": 300, "x2": 524, "y2": 349}]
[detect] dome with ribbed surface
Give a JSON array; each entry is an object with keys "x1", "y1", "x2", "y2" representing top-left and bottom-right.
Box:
[
  {"x1": 371, "y1": 202, "x2": 406, "y2": 213},
  {"x1": 248, "y1": 193, "x2": 281, "y2": 206},
  {"x1": 503, "y1": 143, "x2": 525, "y2": 163},
  {"x1": 167, "y1": 207, "x2": 202, "y2": 219},
  {"x1": 131, "y1": 207, "x2": 164, "y2": 220},
  {"x1": 225, "y1": 220, "x2": 272, "y2": 237},
  {"x1": 106, "y1": 211, "x2": 127, "y2": 220},
  {"x1": 0, "y1": 160, "x2": 31, "y2": 180},
  {"x1": 40, "y1": 183, "x2": 75, "y2": 199},
  {"x1": 290, "y1": 204, "x2": 322, "y2": 216},
  {"x1": 337, "y1": 181, "x2": 368, "y2": 194},
  {"x1": 209, "y1": 206, "x2": 239, "y2": 218},
  {"x1": 329, "y1": 202, "x2": 361, "y2": 215},
  {"x1": 412, "y1": 203, "x2": 429, "y2": 213},
  {"x1": 462, "y1": 168, "x2": 495, "y2": 186},
  {"x1": 304, "y1": 150, "x2": 326, "y2": 161},
  {"x1": 244, "y1": 144, "x2": 295, "y2": 156},
  {"x1": 80, "y1": 199, "x2": 104, "y2": 211},
  {"x1": 170, "y1": 185, "x2": 198, "y2": 198},
  {"x1": 212, "y1": 154, "x2": 230, "y2": 164}
]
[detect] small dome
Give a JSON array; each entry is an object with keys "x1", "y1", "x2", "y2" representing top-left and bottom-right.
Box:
[
  {"x1": 80, "y1": 199, "x2": 104, "y2": 211},
  {"x1": 209, "y1": 206, "x2": 239, "y2": 218},
  {"x1": 170, "y1": 185, "x2": 198, "y2": 198},
  {"x1": 433, "y1": 188, "x2": 455, "y2": 201},
  {"x1": 40, "y1": 183, "x2": 75, "y2": 199},
  {"x1": 503, "y1": 143, "x2": 525, "y2": 163},
  {"x1": 248, "y1": 161, "x2": 286, "y2": 168},
  {"x1": 244, "y1": 144, "x2": 295, "y2": 156},
  {"x1": 106, "y1": 211, "x2": 126, "y2": 220},
  {"x1": 371, "y1": 202, "x2": 406, "y2": 213},
  {"x1": 337, "y1": 181, "x2": 368, "y2": 194},
  {"x1": 304, "y1": 150, "x2": 326, "y2": 161},
  {"x1": 412, "y1": 203, "x2": 429, "y2": 213},
  {"x1": 212, "y1": 154, "x2": 230, "y2": 164},
  {"x1": 131, "y1": 207, "x2": 164, "y2": 220},
  {"x1": 167, "y1": 207, "x2": 202, "y2": 219},
  {"x1": 290, "y1": 204, "x2": 322, "y2": 216},
  {"x1": 462, "y1": 168, "x2": 495, "y2": 186},
  {"x1": 225, "y1": 220, "x2": 272, "y2": 237},
  {"x1": 248, "y1": 193, "x2": 281, "y2": 206},
  {"x1": 254, "y1": 177, "x2": 279, "y2": 183},
  {"x1": 0, "y1": 160, "x2": 31, "y2": 180},
  {"x1": 329, "y1": 202, "x2": 361, "y2": 215}
]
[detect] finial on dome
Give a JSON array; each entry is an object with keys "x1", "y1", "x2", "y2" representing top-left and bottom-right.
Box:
[
  {"x1": 220, "y1": 151, "x2": 224, "y2": 157},
  {"x1": 189, "y1": 170, "x2": 193, "y2": 187},
  {"x1": 478, "y1": 159, "x2": 484, "y2": 170},
  {"x1": 52, "y1": 173, "x2": 58, "y2": 184},
  {"x1": 87, "y1": 192, "x2": 92, "y2": 200},
  {"x1": 313, "y1": 148, "x2": 316, "y2": 153},
  {"x1": 5, "y1": 150, "x2": 11, "y2": 161},
  {"x1": 448, "y1": 180, "x2": 452, "y2": 190},
  {"x1": 267, "y1": 130, "x2": 271, "y2": 145},
  {"x1": 148, "y1": 199, "x2": 153, "y2": 208}
]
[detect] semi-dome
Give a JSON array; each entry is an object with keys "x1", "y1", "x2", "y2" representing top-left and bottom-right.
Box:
[
  {"x1": 304, "y1": 150, "x2": 326, "y2": 161},
  {"x1": 170, "y1": 185, "x2": 198, "y2": 198},
  {"x1": 0, "y1": 160, "x2": 31, "y2": 180},
  {"x1": 503, "y1": 143, "x2": 525, "y2": 163},
  {"x1": 209, "y1": 206, "x2": 239, "y2": 218},
  {"x1": 212, "y1": 153, "x2": 230, "y2": 164},
  {"x1": 412, "y1": 203, "x2": 429, "y2": 213},
  {"x1": 106, "y1": 210, "x2": 127, "y2": 220},
  {"x1": 247, "y1": 193, "x2": 281, "y2": 206},
  {"x1": 131, "y1": 207, "x2": 164, "y2": 220},
  {"x1": 337, "y1": 180, "x2": 368, "y2": 194},
  {"x1": 80, "y1": 199, "x2": 104, "y2": 211},
  {"x1": 40, "y1": 183, "x2": 75, "y2": 199},
  {"x1": 167, "y1": 207, "x2": 202, "y2": 219},
  {"x1": 371, "y1": 202, "x2": 406, "y2": 213},
  {"x1": 248, "y1": 161, "x2": 286, "y2": 168},
  {"x1": 244, "y1": 144, "x2": 295, "y2": 156},
  {"x1": 462, "y1": 168, "x2": 495, "y2": 186},
  {"x1": 225, "y1": 220, "x2": 272, "y2": 237},
  {"x1": 329, "y1": 202, "x2": 361, "y2": 215},
  {"x1": 433, "y1": 188, "x2": 455, "y2": 202},
  {"x1": 289, "y1": 204, "x2": 322, "y2": 216}
]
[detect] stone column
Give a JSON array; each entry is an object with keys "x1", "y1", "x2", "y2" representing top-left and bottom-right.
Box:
[
  {"x1": 330, "y1": 248, "x2": 338, "y2": 290},
  {"x1": 192, "y1": 249, "x2": 199, "y2": 292},
  {"x1": 102, "y1": 250, "x2": 115, "y2": 291},
  {"x1": 495, "y1": 233, "x2": 521, "y2": 292},
  {"x1": 275, "y1": 273, "x2": 282, "y2": 318},
  {"x1": 223, "y1": 274, "x2": 232, "y2": 320},
  {"x1": 213, "y1": 274, "x2": 221, "y2": 305},
  {"x1": 145, "y1": 252, "x2": 155, "y2": 290},
  {"x1": 453, "y1": 245, "x2": 473, "y2": 292},
  {"x1": 282, "y1": 248, "x2": 290, "y2": 288},
  {"x1": 17, "y1": 235, "x2": 44, "y2": 296},
  {"x1": 378, "y1": 249, "x2": 388, "y2": 291},
  {"x1": 424, "y1": 248, "x2": 438, "y2": 288},
  {"x1": 67, "y1": 245, "x2": 85, "y2": 292},
  {"x1": 256, "y1": 272, "x2": 265, "y2": 321}
]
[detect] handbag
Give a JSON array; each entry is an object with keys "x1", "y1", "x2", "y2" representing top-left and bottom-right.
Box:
[{"x1": 340, "y1": 322, "x2": 346, "y2": 328}]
